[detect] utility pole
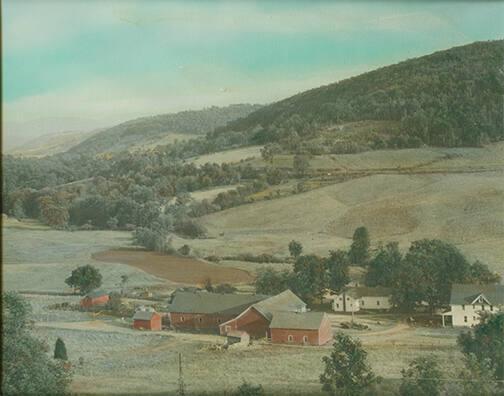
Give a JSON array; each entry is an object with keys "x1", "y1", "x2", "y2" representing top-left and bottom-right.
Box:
[{"x1": 177, "y1": 352, "x2": 186, "y2": 396}]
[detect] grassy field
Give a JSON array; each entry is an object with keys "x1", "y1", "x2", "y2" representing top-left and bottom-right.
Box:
[
  {"x1": 2, "y1": 226, "x2": 165, "y2": 293},
  {"x1": 172, "y1": 170, "x2": 504, "y2": 276},
  {"x1": 189, "y1": 145, "x2": 262, "y2": 166}
]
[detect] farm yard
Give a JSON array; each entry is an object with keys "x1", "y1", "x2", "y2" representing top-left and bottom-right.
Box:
[{"x1": 26, "y1": 295, "x2": 464, "y2": 396}]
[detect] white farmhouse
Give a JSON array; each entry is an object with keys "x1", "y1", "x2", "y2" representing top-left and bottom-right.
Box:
[
  {"x1": 441, "y1": 283, "x2": 504, "y2": 327},
  {"x1": 332, "y1": 287, "x2": 393, "y2": 313}
]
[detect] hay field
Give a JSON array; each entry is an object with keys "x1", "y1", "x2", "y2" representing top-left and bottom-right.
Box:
[
  {"x1": 189, "y1": 145, "x2": 262, "y2": 166},
  {"x1": 185, "y1": 171, "x2": 504, "y2": 275},
  {"x1": 2, "y1": 227, "x2": 165, "y2": 293}
]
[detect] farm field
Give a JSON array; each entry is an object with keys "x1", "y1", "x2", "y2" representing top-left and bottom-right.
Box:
[
  {"x1": 93, "y1": 249, "x2": 253, "y2": 285},
  {"x1": 189, "y1": 145, "x2": 262, "y2": 166},
  {"x1": 2, "y1": 226, "x2": 166, "y2": 293},
  {"x1": 177, "y1": 170, "x2": 504, "y2": 276}
]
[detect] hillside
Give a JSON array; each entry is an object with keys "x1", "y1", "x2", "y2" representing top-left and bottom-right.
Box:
[
  {"x1": 209, "y1": 40, "x2": 504, "y2": 152},
  {"x1": 68, "y1": 104, "x2": 262, "y2": 156},
  {"x1": 7, "y1": 129, "x2": 100, "y2": 157}
]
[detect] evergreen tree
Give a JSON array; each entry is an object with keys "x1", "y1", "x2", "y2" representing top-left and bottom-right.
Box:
[
  {"x1": 348, "y1": 227, "x2": 370, "y2": 265},
  {"x1": 54, "y1": 338, "x2": 68, "y2": 361}
]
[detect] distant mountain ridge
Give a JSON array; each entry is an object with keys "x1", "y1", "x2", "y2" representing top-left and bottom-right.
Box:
[
  {"x1": 68, "y1": 104, "x2": 262, "y2": 156},
  {"x1": 210, "y1": 40, "x2": 504, "y2": 151}
]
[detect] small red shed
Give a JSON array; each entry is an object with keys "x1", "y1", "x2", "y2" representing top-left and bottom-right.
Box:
[
  {"x1": 80, "y1": 290, "x2": 109, "y2": 309},
  {"x1": 133, "y1": 310, "x2": 162, "y2": 331}
]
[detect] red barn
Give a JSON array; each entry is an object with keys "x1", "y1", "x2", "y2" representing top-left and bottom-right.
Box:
[
  {"x1": 219, "y1": 289, "x2": 307, "y2": 339},
  {"x1": 80, "y1": 290, "x2": 109, "y2": 309},
  {"x1": 133, "y1": 310, "x2": 162, "y2": 331},
  {"x1": 167, "y1": 291, "x2": 269, "y2": 331},
  {"x1": 269, "y1": 311, "x2": 332, "y2": 346}
]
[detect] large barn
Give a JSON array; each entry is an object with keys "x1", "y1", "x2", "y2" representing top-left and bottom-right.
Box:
[
  {"x1": 167, "y1": 290, "x2": 269, "y2": 331},
  {"x1": 219, "y1": 289, "x2": 306, "y2": 339},
  {"x1": 220, "y1": 289, "x2": 332, "y2": 345}
]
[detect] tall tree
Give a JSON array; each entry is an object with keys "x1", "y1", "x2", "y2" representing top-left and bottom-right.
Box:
[
  {"x1": 365, "y1": 242, "x2": 403, "y2": 287},
  {"x1": 320, "y1": 333, "x2": 377, "y2": 396},
  {"x1": 458, "y1": 355, "x2": 499, "y2": 396},
  {"x1": 288, "y1": 240, "x2": 303, "y2": 258},
  {"x1": 254, "y1": 268, "x2": 291, "y2": 296},
  {"x1": 64, "y1": 265, "x2": 102, "y2": 295},
  {"x1": 348, "y1": 227, "x2": 370, "y2": 265},
  {"x1": 402, "y1": 239, "x2": 471, "y2": 311},
  {"x1": 2, "y1": 292, "x2": 71, "y2": 396},
  {"x1": 293, "y1": 255, "x2": 327, "y2": 303},
  {"x1": 326, "y1": 250, "x2": 350, "y2": 294},
  {"x1": 457, "y1": 312, "x2": 504, "y2": 381},
  {"x1": 399, "y1": 356, "x2": 443, "y2": 396}
]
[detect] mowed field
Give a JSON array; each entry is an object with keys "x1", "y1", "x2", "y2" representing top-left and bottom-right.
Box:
[{"x1": 182, "y1": 170, "x2": 504, "y2": 275}]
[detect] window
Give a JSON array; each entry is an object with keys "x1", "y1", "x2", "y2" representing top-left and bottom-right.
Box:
[
  {"x1": 464, "y1": 316, "x2": 467, "y2": 323},
  {"x1": 336, "y1": 303, "x2": 340, "y2": 309},
  {"x1": 376, "y1": 300, "x2": 380, "y2": 306},
  {"x1": 199, "y1": 317, "x2": 203, "y2": 323},
  {"x1": 303, "y1": 336, "x2": 308, "y2": 343},
  {"x1": 462, "y1": 304, "x2": 465, "y2": 310},
  {"x1": 288, "y1": 335, "x2": 293, "y2": 342},
  {"x1": 481, "y1": 305, "x2": 485, "y2": 311}
]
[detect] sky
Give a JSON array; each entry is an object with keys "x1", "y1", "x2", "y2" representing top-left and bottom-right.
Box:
[{"x1": 3, "y1": 0, "x2": 504, "y2": 148}]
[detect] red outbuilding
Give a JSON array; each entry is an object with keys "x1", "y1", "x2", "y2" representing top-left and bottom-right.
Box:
[
  {"x1": 133, "y1": 310, "x2": 162, "y2": 331},
  {"x1": 269, "y1": 311, "x2": 332, "y2": 346},
  {"x1": 80, "y1": 290, "x2": 109, "y2": 309}
]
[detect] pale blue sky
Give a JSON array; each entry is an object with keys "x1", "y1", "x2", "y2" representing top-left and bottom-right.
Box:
[{"x1": 3, "y1": 1, "x2": 504, "y2": 144}]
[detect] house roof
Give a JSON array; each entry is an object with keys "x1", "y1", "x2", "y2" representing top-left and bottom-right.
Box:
[
  {"x1": 85, "y1": 290, "x2": 108, "y2": 298},
  {"x1": 269, "y1": 311, "x2": 327, "y2": 330},
  {"x1": 133, "y1": 311, "x2": 158, "y2": 321},
  {"x1": 252, "y1": 289, "x2": 306, "y2": 321},
  {"x1": 450, "y1": 283, "x2": 504, "y2": 305},
  {"x1": 167, "y1": 291, "x2": 269, "y2": 315},
  {"x1": 344, "y1": 286, "x2": 392, "y2": 299}
]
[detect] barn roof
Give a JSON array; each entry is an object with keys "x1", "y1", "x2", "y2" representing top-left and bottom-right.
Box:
[
  {"x1": 167, "y1": 291, "x2": 269, "y2": 315},
  {"x1": 133, "y1": 311, "x2": 158, "y2": 321},
  {"x1": 450, "y1": 283, "x2": 504, "y2": 305},
  {"x1": 269, "y1": 311, "x2": 327, "y2": 330},
  {"x1": 85, "y1": 290, "x2": 108, "y2": 298},
  {"x1": 252, "y1": 289, "x2": 306, "y2": 321},
  {"x1": 344, "y1": 286, "x2": 392, "y2": 299}
]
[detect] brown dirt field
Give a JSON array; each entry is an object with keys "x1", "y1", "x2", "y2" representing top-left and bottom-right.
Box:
[{"x1": 92, "y1": 249, "x2": 253, "y2": 285}]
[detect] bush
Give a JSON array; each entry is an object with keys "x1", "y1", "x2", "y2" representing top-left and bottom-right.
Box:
[{"x1": 174, "y1": 219, "x2": 207, "y2": 238}]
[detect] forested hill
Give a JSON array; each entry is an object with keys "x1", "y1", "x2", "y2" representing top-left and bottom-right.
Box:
[
  {"x1": 211, "y1": 40, "x2": 504, "y2": 150},
  {"x1": 68, "y1": 104, "x2": 262, "y2": 156}
]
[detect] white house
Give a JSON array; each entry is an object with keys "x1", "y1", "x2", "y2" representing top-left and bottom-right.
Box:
[
  {"x1": 441, "y1": 283, "x2": 504, "y2": 327},
  {"x1": 332, "y1": 287, "x2": 393, "y2": 313}
]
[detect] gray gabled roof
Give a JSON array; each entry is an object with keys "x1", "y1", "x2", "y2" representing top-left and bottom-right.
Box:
[
  {"x1": 85, "y1": 290, "x2": 108, "y2": 298},
  {"x1": 133, "y1": 311, "x2": 158, "y2": 321},
  {"x1": 252, "y1": 289, "x2": 306, "y2": 321},
  {"x1": 269, "y1": 311, "x2": 327, "y2": 330},
  {"x1": 344, "y1": 286, "x2": 392, "y2": 299},
  {"x1": 167, "y1": 291, "x2": 269, "y2": 315},
  {"x1": 450, "y1": 283, "x2": 504, "y2": 305}
]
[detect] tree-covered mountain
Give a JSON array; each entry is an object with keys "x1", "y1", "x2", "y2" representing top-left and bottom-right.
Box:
[
  {"x1": 209, "y1": 40, "x2": 504, "y2": 151},
  {"x1": 68, "y1": 104, "x2": 262, "y2": 156}
]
